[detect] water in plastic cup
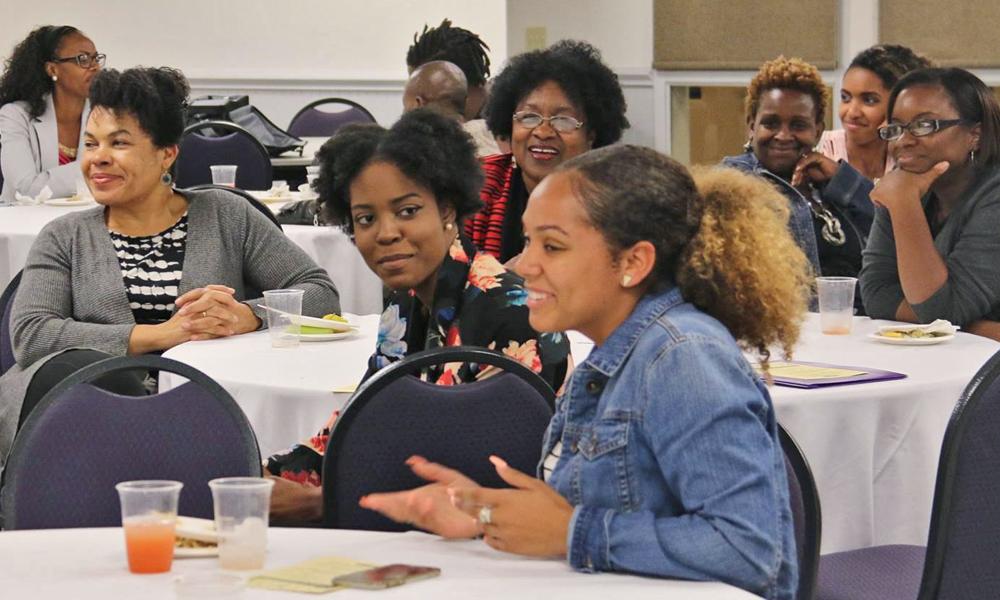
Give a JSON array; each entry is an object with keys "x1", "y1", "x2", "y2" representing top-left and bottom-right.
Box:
[
  {"x1": 208, "y1": 477, "x2": 275, "y2": 570},
  {"x1": 115, "y1": 480, "x2": 183, "y2": 574},
  {"x1": 210, "y1": 165, "x2": 238, "y2": 188},
  {"x1": 263, "y1": 289, "x2": 304, "y2": 348},
  {"x1": 816, "y1": 276, "x2": 857, "y2": 335}
]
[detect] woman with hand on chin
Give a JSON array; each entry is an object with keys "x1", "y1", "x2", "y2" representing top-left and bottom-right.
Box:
[
  {"x1": 860, "y1": 68, "x2": 1000, "y2": 337},
  {"x1": 0, "y1": 67, "x2": 339, "y2": 465},
  {"x1": 0, "y1": 25, "x2": 104, "y2": 203},
  {"x1": 361, "y1": 145, "x2": 810, "y2": 600}
]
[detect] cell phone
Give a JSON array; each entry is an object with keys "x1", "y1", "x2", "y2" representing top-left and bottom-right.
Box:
[{"x1": 332, "y1": 564, "x2": 441, "y2": 590}]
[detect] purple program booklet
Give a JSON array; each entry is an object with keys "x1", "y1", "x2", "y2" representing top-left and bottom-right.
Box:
[{"x1": 762, "y1": 361, "x2": 907, "y2": 389}]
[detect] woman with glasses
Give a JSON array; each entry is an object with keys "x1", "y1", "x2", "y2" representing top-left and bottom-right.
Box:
[
  {"x1": 860, "y1": 68, "x2": 1000, "y2": 335},
  {"x1": 817, "y1": 45, "x2": 931, "y2": 181},
  {"x1": 723, "y1": 56, "x2": 875, "y2": 306},
  {"x1": 465, "y1": 40, "x2": 628, "y2": 264},
  {"x1": 0, "y1": 25, "x2": 105, "y2": 203},
  {"x1": 361, "y1": 145, "x2": 809, "y2": 600}
]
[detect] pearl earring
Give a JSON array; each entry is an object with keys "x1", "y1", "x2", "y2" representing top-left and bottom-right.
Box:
[
  {"x1": 622, "y1": 274, "x2": 632, "y2": 287},
  {"x1": 445, "y1": 222, "x2": 454, "y2": 231},
  {"x1": 51, "y1": 75, "x2": 58, "y2": 82}
]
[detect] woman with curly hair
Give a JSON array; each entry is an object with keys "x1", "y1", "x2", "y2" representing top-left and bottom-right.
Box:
[
  {"x1": 265, "y1": 109, "x2": 570, "y2": 522},
  {"x1": 361, "y1": 145, "x2": 809, "y2": 600},
  {"x1": 466, "y1": 40, "x2": 629, "y2": 263},
  {"x1": 0, "y1": 25, "x2": 103, "y2": 203},
  {"x1": 724, "y1": 56, "x2": 875, "y2": 307},
  {"x1": 819, "y1": 45, "x2": 932, "y2": 180}
]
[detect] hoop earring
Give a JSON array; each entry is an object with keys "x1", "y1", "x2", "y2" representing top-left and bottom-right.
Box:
[{"x1": 161, "y1": 172, "x2": 173, "y2": 186}]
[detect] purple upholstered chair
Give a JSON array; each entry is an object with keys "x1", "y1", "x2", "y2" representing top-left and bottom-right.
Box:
[
  {"x1": 175, "y1": 121, "x2": 273, "y2": 191},
  {"x1": 816, "y1": 349, "x2": 1000, "y2": 600},
  {"x1": 322, "y1": 346, "x2": 555, "y2": 531},
  {"x1": 780, "y1": 424, "x2": 823, "y2": 600},
  {"x1": 287, "y1": 98, "x2": 376, "y2": 138},
  {"x1": 1, "y1": 355, "x2": 262, "y2": 530},
  {"x1": 0, "y1": 270, "x2": 22, "y2": 376}
]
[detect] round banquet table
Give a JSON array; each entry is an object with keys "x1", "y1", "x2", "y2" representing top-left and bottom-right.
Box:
[
  {"x1": 160, "y1": 312, "x2": 1000, "y2": 556},
  {"x1": 0, "y1": 203, "x2": 94, "y2": 291},
  {"x1": 0, "y1": 527, "x2": 759, "y2": 599}
]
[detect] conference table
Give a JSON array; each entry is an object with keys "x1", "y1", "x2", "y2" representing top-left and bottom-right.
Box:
[
  {"x1": 160, "y1": 312, "x2": 1000, "y2": 556},
  {"x1": 0, "y1": 203, "x2": 382, "y2": 315},
  {"x1": 0, "y1": 527, "x2": 757, "y2": 599}
]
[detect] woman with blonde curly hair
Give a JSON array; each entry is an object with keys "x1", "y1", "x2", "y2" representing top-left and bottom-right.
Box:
[
  {"x1": 724, "y1": 56, "x2": 875, "y2": 310},
  {"x1": 360, "y1": 144, "x2": 808, "y2": 600}
]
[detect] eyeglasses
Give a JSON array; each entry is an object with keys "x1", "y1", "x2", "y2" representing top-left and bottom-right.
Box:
[
  {"x1": 878, "y1": 118, "x2": 969, "y2": 141},
  {"x1": 513, "y1": 111, "x2": 584, "y2": 134},
  {"x1": 51, "y1": 52, "x2": 106, "y2": 69}
]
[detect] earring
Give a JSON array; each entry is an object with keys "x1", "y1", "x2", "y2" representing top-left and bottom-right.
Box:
[
  {"x1": 971, "y1": 149, "x2": 977, "y2": 164},
  {"x1": 445, "y1": 222, "x2": 454, "y2": 231},
  {"x1": 743, "y1": 138, "x2": 753, "y2": 152},
  {"x1": 51, "y1": 75, "x2": 58, "y2": 82},
  {"x1": 161, "y1": 172, "x2": 173, "y2": 186},
  {"x1": 621, "y1": 274, "x2": 632, "y2": 287}
]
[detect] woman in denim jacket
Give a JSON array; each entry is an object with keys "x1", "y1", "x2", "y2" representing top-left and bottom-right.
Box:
[{"x1": 362, "y1": 145, "x2": 811, "y2": 600}]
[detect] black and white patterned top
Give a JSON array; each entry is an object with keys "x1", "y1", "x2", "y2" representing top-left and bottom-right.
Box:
[{"x1": 109, "y1": 213, "x2": 188, "y2": 324}]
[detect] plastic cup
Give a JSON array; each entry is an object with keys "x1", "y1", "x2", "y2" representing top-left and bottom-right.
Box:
[
  {"x1": 816, "y1": 276, "x2": 857, "y2": 335},
  {"x1": 305, "y1": 165, "x2": 320, "y2": 177},
  {"x1": 115, "y1": 480, "x2": 183, "y2": 574},
  {"x1": 210, "y1": 165, "x2": 238, "y2": 188},
  {"x1": 208, "y1": 477, "x2": 275, "y2": 570},
  {"x1": 263, "y1": 289, "x2": 304, "y2": 348}
]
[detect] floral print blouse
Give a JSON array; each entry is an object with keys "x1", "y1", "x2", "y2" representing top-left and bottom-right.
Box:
[{"x1": 265, "y1": 235, "x2": 570, "y2": 486}]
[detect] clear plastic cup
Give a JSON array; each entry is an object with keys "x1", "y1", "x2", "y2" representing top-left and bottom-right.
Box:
[
  {"x1": 115, "y1": 480, "x2": 183, "y2": 574},
  {"x1": 263, "y1": 289, "x2": 304, "y2": 348},
  {"x1": 208, "y1": 477, "x2": 275, "y2": 570},
  {"x1": 210, "y1": 165, "x2": 238, "y2": 188},
  {"x1": 816, "y1": 276, "x2": 857, "y2": 335}
]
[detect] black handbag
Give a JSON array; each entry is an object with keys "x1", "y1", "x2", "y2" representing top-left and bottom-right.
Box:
[{"x1": 228, "y1": 105, "x2": 305, "y2": 157}]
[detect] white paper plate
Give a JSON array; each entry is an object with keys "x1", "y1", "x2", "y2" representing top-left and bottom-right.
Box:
[
  {"x1": 264, "y1": 307, "x2": 356, "y2": 332},
  {"x1": 299, "y1": 329, "x2": 359, "y2": 342},
  {"x1": 43, "y1": 196, "x2": 95, "y2": 206},
  {"x1": 868, "y1": 332, "x2": 955, "y2": 345}
]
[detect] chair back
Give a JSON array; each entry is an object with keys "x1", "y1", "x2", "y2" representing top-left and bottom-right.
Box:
[
  {"x1": 1, "y1": 355, "x2": 261, "y2": 530},
  {"x1": 0, "y1": 270, "x2": 22, "y2": 376},
  {"x1": 918, "y1": 349, "x2": 1000, "y2": 599},
  {"x1": 779, "y1": 424, "x2": 822, "y2": 600},
  {"x1": 322, "y1": 346, "x2": 555, "y2": 531},
  {"x1": 287, "y1": 98, "x2": 376, "y2": 138},
  {"x1": 176, "y1": 121, "x2": 273, "y2": 190},
  {"x1": 186, "y1": 184, "x2": 282, "y2": 230}
]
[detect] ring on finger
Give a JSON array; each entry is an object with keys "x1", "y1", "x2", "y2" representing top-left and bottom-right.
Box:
[
  {"x1": 201, "y1": 311, "x2": 208, "y2": 319},
  {"x1": 478, "y1": 505, "x2": 493, "y2": 526}
]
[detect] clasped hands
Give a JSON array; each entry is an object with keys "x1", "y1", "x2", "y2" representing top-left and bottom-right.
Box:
[
  {"x1": 173, "y1": 284, "x2": 260, "y2": 340},
  {"x1": 359, "y1": 455, "x2": 574, "y2": 557}
]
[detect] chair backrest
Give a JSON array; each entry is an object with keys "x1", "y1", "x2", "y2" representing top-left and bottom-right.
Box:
[
  {"x1": 322, "y1": 346, "x2": 555, "y2": 531},
  {"x1": 287, "y1": 98, "x2": 376, "y2": 138},
  {"x1": 918, "y1": 349, "x2": 1000, "y2": 600},
  {"x1": 1, "y1": 355, "x2": 262, "y2": 530},
  {"x1": 0, "y1": 270, "x2": 23, "y2": 376},
  {"x1": 779, "y1": 424, "x2": 822, "y2": 600},
  {"x1": 186, "y1": 184, "x2": 282, "y2": 230},
  {"x1": 176, "y1": 121, "x2": 273, "y2": 191}
]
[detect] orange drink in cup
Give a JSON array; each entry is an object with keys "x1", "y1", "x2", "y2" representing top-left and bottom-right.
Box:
[{"x1": 116, "y1": 480, "x2": 183, "y2": 574}]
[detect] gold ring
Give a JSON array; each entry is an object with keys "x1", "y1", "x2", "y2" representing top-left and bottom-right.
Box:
[{"x1": 201, "y1": 311, "x2": 208, "y2": 318}]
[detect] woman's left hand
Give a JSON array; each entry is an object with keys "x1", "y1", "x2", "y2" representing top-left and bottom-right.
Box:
[
  {"x1": 175, "y1": 284, "x2": 260, "y2": 340},
  {"x1": 449, "y1": 456, "x2": 573, "y2": 557},
  {"x1": 791, "y1": 151, "x2": 840, "y2": 188}
]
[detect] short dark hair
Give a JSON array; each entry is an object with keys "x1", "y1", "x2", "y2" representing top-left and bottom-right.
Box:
[
  {"x1": 848, "y1": 44, "x2": 932, "y2": 91},
  {"x1": 0, "y1": 25, "x2": 82, "y2": 119},
  {"x1": 88, "y1": 67, "x2": 189, "y2": 147},
  {"x1": 407, "y1": 19, "x2": 490, "y2": 87},
  {"x1": 315, "y1": 108, "x2": 483, "y2": 233},
  {"x1": 887, "y1": 67, "x2": 1000, "y2": 167},
  {"x1": 484, "y1": 40, "x2": 628, "y2": 148}
]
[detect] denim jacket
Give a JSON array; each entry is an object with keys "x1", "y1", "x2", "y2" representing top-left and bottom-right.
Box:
[{"x1": 542, "y1": 287, "x2": 797, "y2": 600}]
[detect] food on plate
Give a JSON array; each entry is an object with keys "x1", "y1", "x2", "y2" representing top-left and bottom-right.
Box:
[
  {"x1": 879, "y1": 329, "x2": 951, "y2": 339},
  {"x1": 300, "y1": 325, "x2": 334, "y2": 335},
  {"x1": 174, "y1": 516, "x2": 217, "y2": 550},
  {"x1": 322, "y1": 314, "x2": 347, "y2": 323}
]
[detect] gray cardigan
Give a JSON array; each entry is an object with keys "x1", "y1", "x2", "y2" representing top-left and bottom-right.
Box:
[
  {"x1": 0, "y1": 188, "x2": 340, "y2": 468},
  {"x1": 860, "y1": 167, "x2": 1000, "y2": 325}
]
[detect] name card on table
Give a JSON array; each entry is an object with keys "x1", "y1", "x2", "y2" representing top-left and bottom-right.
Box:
[{"x1": 757, "y1": 361, "x2": 907, "y2": 389}]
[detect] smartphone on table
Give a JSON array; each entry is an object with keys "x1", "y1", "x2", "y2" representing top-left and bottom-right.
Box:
[{"x1": 333, "y1": 564, "x2": 441, "y2": 590}]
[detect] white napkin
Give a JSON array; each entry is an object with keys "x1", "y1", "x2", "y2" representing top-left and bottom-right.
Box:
[
  {"x1": 878, "y1": 319, "x2": 958, "y2": 335},
  {"x1": 266, "y1": 182, "x2": 291, "y2": 198},
  {"x1": 14, "y1": 185, "x2": 53, "y2": 205}
]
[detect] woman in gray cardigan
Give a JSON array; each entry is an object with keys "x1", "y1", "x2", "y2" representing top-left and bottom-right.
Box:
[
  {"x1": 860, "y1": 67, "x2": 1000, "y2": 335},
  {"x1": 0, "y1": 67, "x2": 340, "y2": 468},
  {"x1": 0, "y1": 25, "x2": 101, "y2": 203}
]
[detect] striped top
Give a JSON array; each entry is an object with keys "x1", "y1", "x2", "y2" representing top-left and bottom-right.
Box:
[
  {"x1": 108, "y1": 213, "x2": 188, "y2": 324},
  {"x1": 465, "y1": 153, "x2": 517, "y2": 261}
]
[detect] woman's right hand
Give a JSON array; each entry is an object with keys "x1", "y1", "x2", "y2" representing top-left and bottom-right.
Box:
[
  {"x1": 870, "y1": 161, "x2": 949, "y2": 212},
  {"x1": 359, "y1": 455, "x2": 482, "y2": 539}
]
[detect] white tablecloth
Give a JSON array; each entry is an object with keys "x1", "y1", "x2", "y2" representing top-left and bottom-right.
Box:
[
  {"x1": 0, "y1": 205, "x2": 382, "y2": 315},
  {"x1": 160, "y1": 315, "x2": 381, "y2": 457},
  {"x1": 0, "y1": 527, "x2": 758, "y2": 599}
]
